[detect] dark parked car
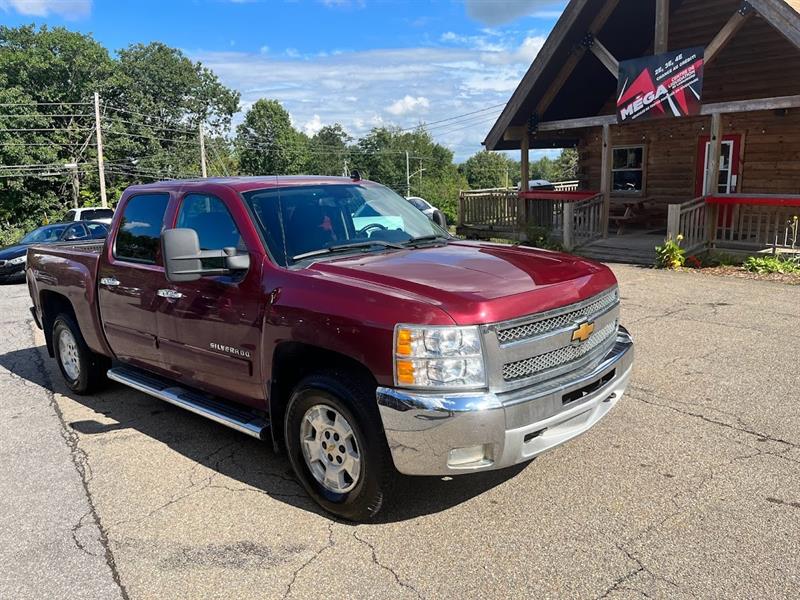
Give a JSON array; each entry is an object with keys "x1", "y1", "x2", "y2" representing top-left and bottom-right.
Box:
[{"x1": 0, "y1": 221, "x2": 108, "y2": 283}]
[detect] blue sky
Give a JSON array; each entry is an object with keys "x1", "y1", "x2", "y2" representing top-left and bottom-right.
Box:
[{"x1": 0, "y1": 0, "x2": 566, "y2": 161}]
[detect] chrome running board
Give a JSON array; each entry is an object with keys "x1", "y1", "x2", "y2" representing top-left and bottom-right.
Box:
[{"x1": 107, "y1": 366, "x2": 268, "y2": 440}]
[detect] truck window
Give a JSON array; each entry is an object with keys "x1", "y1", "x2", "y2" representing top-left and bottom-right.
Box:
[
  {"x1": 177, "y1": 194, "x2": 244, "y2": 271},
  {"x1": 177, "y1": 194, "x2": 242, "y2": 251},
  {"x1": 115, "y1": 194, "x2": 170, "y2": 264}
]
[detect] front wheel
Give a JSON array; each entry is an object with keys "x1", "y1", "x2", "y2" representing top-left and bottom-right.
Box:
[
  {"x1": 284, "y1": 371, "x2": 396, "y2": 521},
  {"x1": 52, "y1": 314, "x2": 110, "y2": 395}
]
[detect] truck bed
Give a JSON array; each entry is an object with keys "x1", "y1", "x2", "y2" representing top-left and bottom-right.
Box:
[{"x1": 27, "y1": 240, "x2": 110, "y2": 357}]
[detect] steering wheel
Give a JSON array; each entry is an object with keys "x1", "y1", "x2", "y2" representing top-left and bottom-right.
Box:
[{"x1": 357, "y1": 222, "x2": 388, "y2": 236}]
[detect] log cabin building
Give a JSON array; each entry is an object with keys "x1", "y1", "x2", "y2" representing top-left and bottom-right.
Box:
[{"x1": 460, "y1": 0, "x2": 800, "y2": 262}]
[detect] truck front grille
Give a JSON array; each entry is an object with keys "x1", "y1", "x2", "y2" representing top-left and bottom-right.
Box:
[
  {"x1": 483, "y1": 287, "x2": 620, "y2": 391},
  {"x1": 496, "y1": 289, "x2": 618, "y2": 345},
  {"x1": 501, "y1": 320, "x2": 618, "y2": 382}
]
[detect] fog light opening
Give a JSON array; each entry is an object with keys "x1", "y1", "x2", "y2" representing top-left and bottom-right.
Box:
[{"x1": 447, "y1": 444, "x2": 488, "y2": 467}]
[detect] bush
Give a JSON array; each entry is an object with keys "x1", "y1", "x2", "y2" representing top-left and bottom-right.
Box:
[
  {"x1": 743, "y1": 255, "x2": 800, "y2": 275},
  {"x1": 655, "y1": 235, "x2": 686, "y2": 269},
  {"x1": 523, "y1": 225, "x2": 562, "y2": 251}
]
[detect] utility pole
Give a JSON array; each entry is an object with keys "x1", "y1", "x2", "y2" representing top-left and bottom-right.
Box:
[
  {"x1": 405, "y1": 151, "x2": 410, "y2": 197},
  {"x1": 342, "y1": 159, "x2": 349, "y2": 178},
  {"x1": 418, "y1": 159, "x2": 423, "y2": 193},
  {"x1": 93, "y1": 92, "x2": 107, "y2": 208},
  {"x1": 199, "y1": 123, "x2": 208, "y2": 178}
]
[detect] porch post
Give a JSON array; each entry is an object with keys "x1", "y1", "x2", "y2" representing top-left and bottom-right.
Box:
[
  {"x1": 563, "y1": 201, "x2": 575, "y2": 251},
  {"x1": 518, "y1": 133, "x2": 530, "y2": 230},
  {"x1": 655, "y1": 0, "x2": 669, "y2": 54},
  {"x1": 705, "y1": 112, "x2": 723, "y2": 196},
  {"x1": 600, "y1": 123, "x2": 612, "y2": 237},
  {"x1": 705, "y1": 112, "x2": 723, "y2": 246}
]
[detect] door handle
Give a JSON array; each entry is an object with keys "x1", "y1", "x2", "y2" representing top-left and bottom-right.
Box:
[
  {"x1": 100, "y1": 277, "x2": 120, "y2": 287},
  {"x1": 157, "y1": 289, "x2": 185, "y2": 299}
]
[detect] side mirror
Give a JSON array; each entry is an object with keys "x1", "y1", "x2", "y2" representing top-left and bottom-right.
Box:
[{"x1": 162, "y1": 228, "x2": 250, "y2": 283}]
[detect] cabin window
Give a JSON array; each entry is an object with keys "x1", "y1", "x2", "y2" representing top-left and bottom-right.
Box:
[{"x1": 612, "y1": 146, "x2": 645, "y2": 194}]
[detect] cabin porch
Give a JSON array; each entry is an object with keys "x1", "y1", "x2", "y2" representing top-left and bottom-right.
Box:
[{"x1": 456, "y1": 188, "x2": 799, "y2": 264}]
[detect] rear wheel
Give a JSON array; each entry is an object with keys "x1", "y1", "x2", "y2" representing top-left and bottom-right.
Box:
[
  {"x1": 52, "y1": 314, "x2": 110, "y2": 395},
  {"x1": 284, "y1": 371, "x2": 396, "y2": 521}
]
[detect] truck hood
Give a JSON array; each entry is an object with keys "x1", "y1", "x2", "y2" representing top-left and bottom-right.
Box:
[{"x1": 309, "y1": 241, "x2": 617, "y2": 324}]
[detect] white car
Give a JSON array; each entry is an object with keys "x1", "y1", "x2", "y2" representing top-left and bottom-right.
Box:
[
  {"x1": 406, "y1": 196, "x2": 447, "y2": 228},
  {"x1": 64, "y1": 207, "x2": 115, "y2": 225}
]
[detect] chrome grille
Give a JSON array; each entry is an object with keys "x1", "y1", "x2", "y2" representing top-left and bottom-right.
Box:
[
  {"x1": 502, "y1": 321, "x2": 618, "y2": 382},
  {"x1": 496, "y1": 289, "x2": 618, "y2": 345}
]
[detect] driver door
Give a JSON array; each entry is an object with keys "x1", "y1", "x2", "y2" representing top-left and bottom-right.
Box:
[{"x1": 156, "y1": 192, "x2": 266, "y2": 407}]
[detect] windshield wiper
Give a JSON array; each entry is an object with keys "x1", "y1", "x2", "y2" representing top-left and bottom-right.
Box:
[
  {"x1": 292, "y1": 240, "x2": 404, "y2": 261},
  {"x1": 404, "y1": 234, "x2": 450, "y2": 247}
]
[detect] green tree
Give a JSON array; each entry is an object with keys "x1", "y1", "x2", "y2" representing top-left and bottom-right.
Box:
[
  {"x1": 0, "y1": 25, "x2": 117, "y2": 240},
  {"x1": 460, "y1": 150, "x2": 516, "y2": 189},
  {"x1": 553, "y1": 148, "x2": 579, "y2": 181},
  {"x1": 237, "y1": 99, "x2": 308, "y2": 175},
  {"x1": 307, "y1": 124, "x2": 351, "y2": 176}
]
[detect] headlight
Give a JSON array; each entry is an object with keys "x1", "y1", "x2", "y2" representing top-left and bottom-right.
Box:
[
  {"x1": 394, "y1": 324, "x2": 486, "y2": 389},
  {"x1": 7, "y1": 255, "x2": 26, "y2": 265}
]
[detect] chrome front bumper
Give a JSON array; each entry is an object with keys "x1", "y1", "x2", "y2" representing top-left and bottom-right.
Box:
[{"x1": 376, "y1": 326, "x2": 634, "y2": 476}]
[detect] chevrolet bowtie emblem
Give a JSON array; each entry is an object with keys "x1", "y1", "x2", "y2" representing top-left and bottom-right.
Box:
[{"x1": 571, "y1": 321, "x2": 595, "y2": 344}]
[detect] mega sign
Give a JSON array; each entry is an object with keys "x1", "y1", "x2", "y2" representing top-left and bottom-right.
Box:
[{"x1": 617, "y1": 47, "x2": 704, "y2": 123}]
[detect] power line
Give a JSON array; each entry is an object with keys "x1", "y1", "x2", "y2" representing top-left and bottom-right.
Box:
[
  {"x1": 0, "y1": 113, "x2": 93, "y2": 119},
  {"x1": 102, "y1": 114, "x2": 197, "y2": 136},
  {"x1": 0, "y1": 101, "x2": 92, "y2": 107},
  {"x1": 395, "y1": 102, "x2": 506, "y2": 132},
  {"x1": 0, "y1": 127, "x2": 94, "y2": 133}
]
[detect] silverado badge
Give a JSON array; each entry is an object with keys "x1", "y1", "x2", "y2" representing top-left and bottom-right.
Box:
[{"x1": 571, "y1": 321, "x2": 595, "y2": 344}]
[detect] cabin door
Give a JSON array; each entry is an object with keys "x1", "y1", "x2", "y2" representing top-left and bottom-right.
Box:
[{"x1": 695, "y1": 135, "x2": 742, "y2": 196}]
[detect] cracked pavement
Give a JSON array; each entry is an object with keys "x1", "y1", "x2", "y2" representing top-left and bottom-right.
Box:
[{"x1": 1, "y1": 264, "x2": 799, "y2": 599}]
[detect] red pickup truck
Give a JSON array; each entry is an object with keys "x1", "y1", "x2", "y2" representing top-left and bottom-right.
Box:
[{"x1": 27, "y1": 176, "x2": 633, "y2": 521}]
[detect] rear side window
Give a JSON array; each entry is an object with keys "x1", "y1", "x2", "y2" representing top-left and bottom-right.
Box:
[
  {"x1": 115, "y1": 194, "x2": 169, "y2": 264},
  {"x1": 87, "y1": 223, "x2": 108, "y2": 239},
  {"x1": 65, "y1": 209, "x2": 77, "y2": 221}
]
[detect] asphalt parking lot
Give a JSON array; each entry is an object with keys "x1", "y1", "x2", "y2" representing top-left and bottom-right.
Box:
[{"x1": 1, "y1": 264, "x2": 799, "y2": 599}]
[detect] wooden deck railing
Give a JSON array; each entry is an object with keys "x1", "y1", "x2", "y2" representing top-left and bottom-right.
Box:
[
  {"x1": 708, "y1": 196, "x2": 800, "y2": 250},
  {"x1": 458, "y1": 188, "x2": 518, "y2": 232},
  {"x1": 552, "y1": 180, "x2": 580, "y2": 192},
  {"x1": 566, "y1": 193, "x2": 605, "y2": 249},
  {"x1": 667, "y1": 196, "x2": 707, "y2": 254}
]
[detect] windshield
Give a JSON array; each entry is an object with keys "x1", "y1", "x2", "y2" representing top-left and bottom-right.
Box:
[
  {"x1": 21, "y1": 224, "x2": 68, "y2": 244},
  {"x1": 244, "y1": 183, "x2": 447, "y2": 266}
]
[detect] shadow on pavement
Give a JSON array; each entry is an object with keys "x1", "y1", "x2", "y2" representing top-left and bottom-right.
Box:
[{"x1": 0, "y1": 343, "x2": 532, "y2": 524}]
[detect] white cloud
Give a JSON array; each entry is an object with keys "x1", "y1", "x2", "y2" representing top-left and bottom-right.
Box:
[
  {"x1": 259, "y1": 45, "x2": 270, "y2": 54},
  {"x1": 464, "y1": 0, "x2": 565, "y2": 26},
  {"x1": 386, "y1": 95, "x2": 430, "y2": 116},
  {"x1": 303, "y1": 114, "x2": 324, "y2": 136},
  {"x1": 0, "y1": 0, "x2": 91, "y2": 18},
  {"x1": 191, "y1": 36, "x2": 546, "y2": 161}
]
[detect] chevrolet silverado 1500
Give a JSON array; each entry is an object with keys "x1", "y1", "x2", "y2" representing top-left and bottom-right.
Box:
[{"x1": 27, "y1": 176, "x2": 633, "y2": 520}]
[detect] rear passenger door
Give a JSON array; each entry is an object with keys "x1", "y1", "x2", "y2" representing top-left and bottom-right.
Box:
[
  {"x1": 97, "y1": 193, "x2": 169, "y2": 371},
  {"x1": 156, "y1": 192, "x2": 266, "y2": 407}
]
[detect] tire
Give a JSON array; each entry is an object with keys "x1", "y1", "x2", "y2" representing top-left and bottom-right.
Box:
[
  {"x1": 52, "y1": 313, "x2": 110, "y2": 395},
  {"x1": 284, "y1": 370, "x2": 396, "y2": 521}
]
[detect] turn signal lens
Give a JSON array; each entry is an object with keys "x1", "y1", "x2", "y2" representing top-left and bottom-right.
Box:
[
  {"x1": 396, "y1": 328, "x2": 413, "y2": 356},
  {"x1": 396, "y1": 360, "x2": 415, "y2": 385}
]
